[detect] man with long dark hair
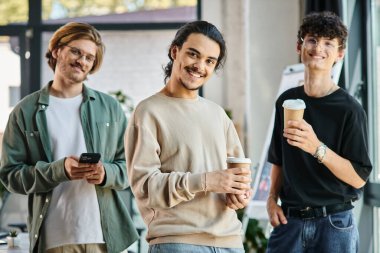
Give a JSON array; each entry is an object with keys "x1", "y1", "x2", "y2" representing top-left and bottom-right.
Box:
[{"x1": 125, "y1": 20, "x2": 251, "y2": 253}]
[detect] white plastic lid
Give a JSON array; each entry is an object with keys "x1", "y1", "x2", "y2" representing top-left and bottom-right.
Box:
[
  {"x1": 282, "y1": 99, "x2": 306, "y2": 110},
  {"x1": 226, "y1": 157, "x2": 251, "y2": 164}
]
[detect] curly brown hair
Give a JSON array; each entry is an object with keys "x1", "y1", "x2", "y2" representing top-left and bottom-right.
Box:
[{"x1": 297, "y1": 11, "x2": 348, "y2": 49}]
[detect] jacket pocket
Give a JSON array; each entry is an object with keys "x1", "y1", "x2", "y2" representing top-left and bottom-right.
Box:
[{"x1": 96, "y1": 121, "x2": 119, "y2": 160}]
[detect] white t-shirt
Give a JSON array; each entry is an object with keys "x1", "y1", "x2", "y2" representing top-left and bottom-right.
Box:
[{"x1": 43, "y1": 94, "x2": 104, "y2": 249}]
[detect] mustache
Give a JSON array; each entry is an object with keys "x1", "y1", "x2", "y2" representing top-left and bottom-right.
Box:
[
  {"x1": 72, "y1": 62, "x2": 84, "y2": 72},
  {"x1": 184, "y1": 66, "x2": 204, "y2": 76}
]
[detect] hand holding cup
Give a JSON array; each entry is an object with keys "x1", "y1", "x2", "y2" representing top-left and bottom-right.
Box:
[{"x1": 226, "y1": 157, "x2": 252, "y2": 199}]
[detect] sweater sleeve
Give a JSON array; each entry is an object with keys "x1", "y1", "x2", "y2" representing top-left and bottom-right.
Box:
[
  {"x1": 226, "y1": 119, "x2": 245, "y2": 158},
  {"x1": 124, "y1": 111, "x2": 204, "y2": 209}
]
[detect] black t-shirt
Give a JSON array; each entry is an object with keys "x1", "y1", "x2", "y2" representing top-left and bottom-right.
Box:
[{"x1": 268, "y1": 86, "x2": 372, "y2": 207}]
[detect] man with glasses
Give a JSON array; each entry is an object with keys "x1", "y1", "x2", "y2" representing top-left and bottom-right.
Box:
[
  {"x1": 125, "y1": 20, "x2": 251, "y2": 253},
  {"x1": 0, "y1": 22, "x2": 138, "y2": 253},
  {"x1": 266, "y1": 11, "x2": 372, "y2": 252}
]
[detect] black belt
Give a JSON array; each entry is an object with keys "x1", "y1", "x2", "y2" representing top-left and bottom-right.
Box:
[{"x1": 282, "y1": 201, "x2": 354, "y2": 220}]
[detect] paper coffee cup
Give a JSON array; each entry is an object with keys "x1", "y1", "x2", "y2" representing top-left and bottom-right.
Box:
[
  {"x1": 226, "y1": 157, "x2": 251, "y2": 169},
  {"x1": 282, "y1": 99, "x2": 306, "y2": 128},
  {"x1": 227, "y1": 157, "x2": 252, "y2": 199}
]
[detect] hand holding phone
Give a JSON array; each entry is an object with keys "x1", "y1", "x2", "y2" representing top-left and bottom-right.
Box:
[
  {"x1": 79, "y1": 153, "x2": 101, "y2": 164},
  {"x1": 78, "y1": 153, "x2": 105, "y2": 185}
]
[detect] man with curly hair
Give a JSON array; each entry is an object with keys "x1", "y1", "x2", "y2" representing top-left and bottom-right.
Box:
[{"x1": 266, "y1": 11, "x2": 372, "y2": 252}]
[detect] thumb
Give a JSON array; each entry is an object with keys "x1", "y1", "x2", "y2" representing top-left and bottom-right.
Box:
[{"x1": 278, "y1": 210, "x2": 288, "y2": 224}]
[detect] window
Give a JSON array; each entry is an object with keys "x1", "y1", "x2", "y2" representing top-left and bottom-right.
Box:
[
  {"x1": 370, "y1": 0, "x2": 380, "y2": 181},
  {"x1": 42, "y1": 0, "x2": 197, "y2": 23},
  {"x1": 9, "y1": 86, "x2": 20, "y2": 107},
  {"x1": 0, "y1": 1, "x2": 28, "y2": 25},
  {"x1": 0, "y1": 36, "x2": 21, "y2": 144},
  {"x1": 371, "y1": 0, "x2": 380, "y2": 252}
]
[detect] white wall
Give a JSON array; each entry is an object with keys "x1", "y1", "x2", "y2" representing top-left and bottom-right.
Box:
[
  {"x1": 248, "y1": 0, "x2": 300, "y2": 165},
  {"x1": 202, "y1": 0, "x2": 300, "y2": 166},
  {"x1": 42, "y1": 30, "x2": 176, "y2": 107}
]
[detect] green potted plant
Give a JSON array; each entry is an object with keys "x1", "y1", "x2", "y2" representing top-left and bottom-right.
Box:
[
  {"x1": 109, "y1": 90, "x2": 134, "y2": 117},
  {"x1": 7, "y1": 230, "x2": 19, "y2": 247},
  {"x1": 236, "y1": 209, "x2": 268, "y2": 252}
]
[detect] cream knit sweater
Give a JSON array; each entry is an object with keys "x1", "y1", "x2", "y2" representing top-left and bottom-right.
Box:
[{"x1": 125, "y1": 93, "x2": 245, "y2": 248}]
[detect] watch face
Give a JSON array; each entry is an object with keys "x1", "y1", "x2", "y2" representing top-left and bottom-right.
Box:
[
  {"x1": 314, "y1": 144, "x2": 326, "y2": 161},
  {"x1": 316, "y1": 144, "x2": 326, "y2": 161}
]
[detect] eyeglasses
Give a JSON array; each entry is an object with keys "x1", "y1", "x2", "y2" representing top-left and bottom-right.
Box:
[
  {"x1": 301, "y1": 37, "x2": 342, "y2": 51},
  {"x1": 64, "y1": 45, "x2": 96, "y2": 64}
]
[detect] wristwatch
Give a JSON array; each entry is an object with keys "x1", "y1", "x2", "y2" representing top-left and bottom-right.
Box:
[{"x1": 313, "y1": 142, "x2": 327, "y2": 163}]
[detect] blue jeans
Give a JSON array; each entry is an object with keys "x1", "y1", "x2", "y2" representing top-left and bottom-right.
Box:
[
  {"x1": 148, "y1": 243, "x2": 244, "y2": 253},
  {"x1": 266, "y1": 210, "x2": 358, "y2": 253}
]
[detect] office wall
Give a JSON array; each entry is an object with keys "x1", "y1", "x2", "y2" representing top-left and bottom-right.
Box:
[
  {"x1": 249, "y1": 0, "x2": 300, "y2": 165},
  {"x1": 202, "y1": 0, "x2": 300, "y2": 166},
  {"x1": 41, "y1": 30, "x2": 176, "y2": 108}
]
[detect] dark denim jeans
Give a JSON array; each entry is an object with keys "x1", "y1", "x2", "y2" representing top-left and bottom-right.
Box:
[
  {"x1": 148, "y1": 243, "x2": 244, "y2": 253},
  {"x1": 266, "y1": 210, "x2": 358, "y2": 253}
]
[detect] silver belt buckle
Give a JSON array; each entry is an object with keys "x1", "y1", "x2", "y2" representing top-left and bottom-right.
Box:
[{"x1": 300, "y1": 206, "x2": 313, "y2": 219}]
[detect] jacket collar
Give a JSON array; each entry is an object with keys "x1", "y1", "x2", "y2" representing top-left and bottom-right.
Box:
[{"x1": 37, "y1": 81, "x2": 97, "y2": 106}]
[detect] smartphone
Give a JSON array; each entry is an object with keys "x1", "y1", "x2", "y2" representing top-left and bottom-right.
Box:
[{"x1": 79, "y1": 153, "x2": 101, "y2": 164}]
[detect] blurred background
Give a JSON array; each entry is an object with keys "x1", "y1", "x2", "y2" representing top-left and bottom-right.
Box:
[{"x1": 0, "y1": 0, "x2": 379, "y2": 252}]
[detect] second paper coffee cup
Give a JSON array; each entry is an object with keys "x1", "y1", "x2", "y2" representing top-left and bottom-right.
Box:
[{"x1": 282, "y1": 99, "x2": 306, "y2": 128}]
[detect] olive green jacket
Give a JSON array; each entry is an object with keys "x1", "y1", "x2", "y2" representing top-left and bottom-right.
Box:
[{"x1": 0, "y1": 83, "x2": 138, "y2": 253}]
